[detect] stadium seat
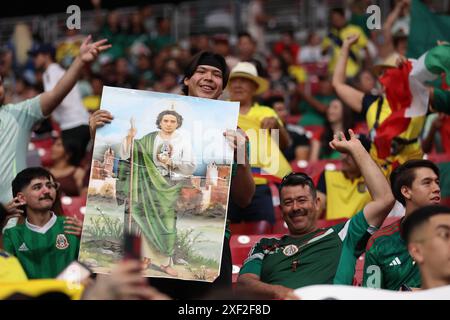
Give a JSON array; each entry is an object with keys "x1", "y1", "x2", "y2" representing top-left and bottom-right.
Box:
[
  {"x1": 229, "y1": 220, "x2": 273, "y2": 235},
  {"x1": 303, "y1": 125, "x2": 324, "y2": 139},
  {"x1": 380, "y1": 216, "x2": 401, "y2": 229},
  {"x1": 353, "y1": 254, "x2": 365, "y2": 286},
  {"x1": 290, "y1": 159, "x2": 342, "y2": 185},
  {"x1": 353, "y1": 121, "x2": 369, "y2": 135},
  {"x1": 301, "y1": 62, "x2": 328, "y2": 77},
  {"x1": 230, "y1": 233, "x2": 284, "y2": 267},
  {"x1": 285, "y1": 115, "x2": 301, "y2": 125},
  {"x1": 29, "y1": 138, "x2": 54, "y2": 167},
  {"x1": 316, "y1": 218, "x2": 348, "y2": 229},
  {"x1": 441, "y1": 197, "x2": 450, "y2": 207},
  {"x1": 426, "y1": 152, "x2": 450, "y2": 164},
  {"x1": 272, "y1": 219, "x2": 289, "y2": 234},
  {"x1": 60, "y1": 196, "x2": 86, "y2": 221}
]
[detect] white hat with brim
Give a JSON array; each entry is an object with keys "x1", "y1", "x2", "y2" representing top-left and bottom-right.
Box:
[{"x1": 228, "y1": 62, "x2": 269, "y2": 95}]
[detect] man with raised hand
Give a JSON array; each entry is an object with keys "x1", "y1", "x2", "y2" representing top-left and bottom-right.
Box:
[
  {"x1": 0, "y1": 35, "x2": 110, "y2": 207},
  {"x1": 237, "y1": 129, "x2": 394, "y2": 299}
]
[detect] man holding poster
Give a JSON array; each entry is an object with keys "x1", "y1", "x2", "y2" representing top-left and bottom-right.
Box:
[{"x1": 82, "y1": 51, "x2": 255, "y2": 299}]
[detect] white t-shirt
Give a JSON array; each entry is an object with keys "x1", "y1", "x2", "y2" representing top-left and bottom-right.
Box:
[
  {"x1": 43, "y1": 63, "x2": 89, "y2": 130},
  {"x1": 298, "y1": 45, "x2": 323, "y2": 64}
]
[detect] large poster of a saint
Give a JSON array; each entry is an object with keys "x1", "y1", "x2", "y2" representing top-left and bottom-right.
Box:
[{"x1": 79, "y1": 86, "x2": 239, "y2": 282}]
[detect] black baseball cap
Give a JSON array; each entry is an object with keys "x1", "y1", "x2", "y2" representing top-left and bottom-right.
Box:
[{"x1": 28, "y1": 43, "x2": 55, "y2": 58}]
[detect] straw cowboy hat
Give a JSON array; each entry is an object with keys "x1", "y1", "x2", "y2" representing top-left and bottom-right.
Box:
[
  {"x1": 372, "y1": 52, "x2": 401, "y2": 77},
  {"x1": 228, "y1": 62, "x2": 269, "y2": 95}
]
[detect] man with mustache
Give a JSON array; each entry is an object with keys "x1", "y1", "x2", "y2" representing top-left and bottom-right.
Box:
[
  {"x1": 1, "y1": 167, "x2": 81, "y2": 279},
  {"x1": 237, "y1": 129, "x2": 395, "y2": 299},
  {"x1": 363, "y1": 159, "x2": 441, "y2": 290}
]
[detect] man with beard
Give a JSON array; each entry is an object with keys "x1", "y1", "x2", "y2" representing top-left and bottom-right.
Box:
[
  {"x1": 2, "y1": 167, "x2": 81, "y2": 279},
  {"x1": 237, "y1": 129, "x2": 395, "y2": 299}
]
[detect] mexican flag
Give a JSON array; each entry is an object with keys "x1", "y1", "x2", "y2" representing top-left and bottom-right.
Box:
[
  {"x1": 374, "y1": 45, "x2": 450, "y2": 159},
  {"x1": 407, "y1": 0, "x2": 450, "y2": 59}
]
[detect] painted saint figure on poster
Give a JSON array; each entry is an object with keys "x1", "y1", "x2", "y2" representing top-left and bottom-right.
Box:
[{"x1": 117, "y1": 109, "x2": 195, "y2": 276}]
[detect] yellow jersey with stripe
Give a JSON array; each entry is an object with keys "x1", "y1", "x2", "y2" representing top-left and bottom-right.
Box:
[
  {"x1": 317, "y1": 171, "x2": 372, "y2": 220},
  {"x1": 237, "y1": 103, "x2": 292, "y2": 185},
  {"x1": 322, "y1": 24, "x2": 368, "y2": 78}
]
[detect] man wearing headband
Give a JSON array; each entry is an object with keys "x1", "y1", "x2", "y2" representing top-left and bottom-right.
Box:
[{"x1": 146, "y1": 51, "x2": 255, "y2": 299}]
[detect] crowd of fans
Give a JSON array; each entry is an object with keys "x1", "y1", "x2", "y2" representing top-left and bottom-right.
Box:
[{"x1": 1, "y1": 0, "x2": 450, "y2": 300}]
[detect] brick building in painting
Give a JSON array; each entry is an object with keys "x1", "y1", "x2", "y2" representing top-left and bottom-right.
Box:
[{"x1": 91, "y1": 147, "x2": 115, "y2": 180}]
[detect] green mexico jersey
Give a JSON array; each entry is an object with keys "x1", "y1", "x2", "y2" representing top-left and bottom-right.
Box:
[
  {"x1": 363, "y1": 219, "x2": 421, "y2": 290},
  {"x1": 239, "y1": 210, "x2": 376, "y2": 289},
  {"x1": 3, "y1": 216, "x2": 80, "y2": 279}
]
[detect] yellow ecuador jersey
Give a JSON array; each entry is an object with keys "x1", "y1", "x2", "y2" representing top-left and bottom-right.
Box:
[
  {"x1": 318, "y1": 171, "x2": 372, "y2": 220},
  {"x1": 238, "y1": 103, "x2": 292, "y2": 185},
  {"x1": 322, "y1": 24, "x2": 368, "y2": 78},
  {"x1": 0, "y1": 279, "x2": 84, "y2": 300},
  {"x1": 0, "y1": 250, "x2": 28, "y2": 282}
]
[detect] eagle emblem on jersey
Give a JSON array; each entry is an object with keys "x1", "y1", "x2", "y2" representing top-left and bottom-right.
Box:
[
  {"x1": 283, "y1": 244, "x2": 299, "y2": 257},
  {"x1": 56, "y1": 234, "x2": 69, "y2": 250}
]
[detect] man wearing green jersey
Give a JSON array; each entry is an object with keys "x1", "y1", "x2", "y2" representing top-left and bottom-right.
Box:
[
  {"x1": 237, "y1": 129, "x2": 395, "y2": 299},
  {"x1": 402, "y1": 205, "x2": 450, "y2": 290},
  {"x1": 2, "y1": 167, "x2": 81, "y2": 279},
  {"x1": 363, "y1": 159, "x2": 441, "y2": 290}
]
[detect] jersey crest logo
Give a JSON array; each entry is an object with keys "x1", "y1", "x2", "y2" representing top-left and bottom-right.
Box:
[
  {"x1": 56, "y1": 234, "x2": 69, "y2": 250},
  {"x1": 283, "y1": 244, "x2": 299, "y2": 256}
]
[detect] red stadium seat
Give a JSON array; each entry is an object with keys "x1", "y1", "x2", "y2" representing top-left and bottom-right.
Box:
[
  {"x1": 301, "y1": 62, "x2": 328, "y2": 77},
  {"x1": 353, "y1": 122, "x2": 369, "y2": 135},
  {"x1": 272, "y1": 219, "x2": 289, "y2": 234},
  {"x1": 427, "y1": 152, "x2": 450, "y2": 164},
  {"x1": 380, "y1": 216, "x2": 401, "y2": 229},
  {"x1": 29, "y1": 137, "x2": 54, "y2": 167},
  {"x1": 230, "y1": 233, "x2": 284, "y2": 268},
  {"x1": 290, "y1": 159, "x2": 343, "y2": 185},
  {"x1": 303, "y1": 125, "x2": 324, "y2": 139},
  {"x1": 316, "y1": 218, "x2": 348, "y2": 229},
  {"x1": 441, "y1": 197, "x2": 450, "y2": 207},
  {"x1": 229, "y1": 221, "x2": 273, "y2": 235},
  {"x1": 353, "y1": 254, "x2": 365, "y2": 286},
  {"x1": 61, "y1": 196, "x2": 86, "y2": 222},
  {"x1": 285, "y1": 115, "x2": 301, "y2": 125}
]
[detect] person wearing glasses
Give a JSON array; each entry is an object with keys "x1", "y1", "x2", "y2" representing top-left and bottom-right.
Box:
[
  {"x1": 237, "y1": 129, "x2": 395, "y2": 299},
  {"x1": 1, "y1": 167, "x2": 82, "y2": 279}
]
